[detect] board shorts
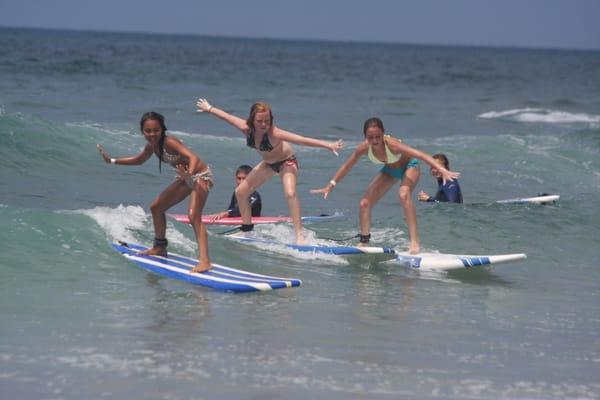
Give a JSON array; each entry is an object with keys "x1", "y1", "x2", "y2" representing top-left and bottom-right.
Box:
[{"x1": 380, "y1": 159, "x2": 419, "y2": 180}]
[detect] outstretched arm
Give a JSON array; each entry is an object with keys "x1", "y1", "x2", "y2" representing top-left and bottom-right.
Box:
[
  {"x1": 310, "y1": 143, "x2": 368, "y2": 199},
  {"x1": 96, "y1": 143, "x2": 153, "y2": 166},
  {"x1": 389, "y1": 140, "x2": 460, "y2": 184},
  {"x1": 197, "y1": 98, "x2": 249, "y2": 134},
  {"x1": 273, "y1": 127, "x2": 344, "y2": 156}
]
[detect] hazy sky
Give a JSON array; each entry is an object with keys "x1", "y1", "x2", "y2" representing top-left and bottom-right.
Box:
[{"x1": 1, "y1": 0, "x2": 599, "y2": 50}]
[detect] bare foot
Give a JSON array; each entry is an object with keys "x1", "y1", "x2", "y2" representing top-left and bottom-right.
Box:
[
  {"x1": 357, "y1": 241, "x2": 369, "y2": 248},
  {"x1": 191, "y1": 261, "x2": 211, "y2": 273},
  {"x1": 141, "y1": 246, "x2": 167, "y2": 257},
  {"x1": 408, "y1": 243, "x2": 420, "y2": 255}
]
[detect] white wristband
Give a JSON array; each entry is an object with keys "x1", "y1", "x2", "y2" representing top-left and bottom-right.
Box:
[
  {"x1": 110, "y1": 158, "x2": 116, "y2": 164},
  {"x1": 207, "y1": 105, "x2": 213, "y2": 112},
  {"x1": 329, "y1": 179, "x2": 337, "y2": 187}
]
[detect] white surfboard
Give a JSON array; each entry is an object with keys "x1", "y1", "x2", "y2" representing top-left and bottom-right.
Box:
[
  {"x1": 495, "y1": 194, "x2": 559, "y2": 205},
  {"x1": 227, "y1": 235, "x2": 397, "y2": 262},
  {"x1": 395, "y1": 252, "x2": 526, "y2": 271}
]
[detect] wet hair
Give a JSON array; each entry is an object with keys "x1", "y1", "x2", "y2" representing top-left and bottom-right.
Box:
[
  {"x1": 235, "y1": 165, "x2": 253, "y2": 175},
  {"x1": 432, "y1": 153, "x2": 450, "y2": 169},
  {"x1": 140, "y1": 111, "x2": 167, "y2": 173},
  {"x1": 246, "y1": 102, "x2": 274, "y2": 133},
  {"x1": 363, "y1": 117, "x2": 385, "y2": 136}
]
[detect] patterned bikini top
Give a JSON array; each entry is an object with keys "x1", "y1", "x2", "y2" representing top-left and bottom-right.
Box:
[
  {"x1": 160, "y1": 149, "x2": 186, "y2": 166},
  {"x1": 246, "y1": 129, "x2": 274, "y2": 152}
]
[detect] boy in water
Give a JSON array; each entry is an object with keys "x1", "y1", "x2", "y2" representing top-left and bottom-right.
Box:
[
  {"x1": 418, "y1": 153, "x2": 463, "y2": 204},
  {"x1": 207, "y1": 165, "x2": 262, "y2": 220}
]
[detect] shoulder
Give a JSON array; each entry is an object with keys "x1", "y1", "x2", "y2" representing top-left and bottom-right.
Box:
[
  {"x1": 164, "y1": 135, "x2": 182, "y2": 146},
  {"x1": 355, "y1": 140, "x2": 369, "y2": 154},
  {"x1": 385, "y1": 136, "x2": 404, "y2": 151}
]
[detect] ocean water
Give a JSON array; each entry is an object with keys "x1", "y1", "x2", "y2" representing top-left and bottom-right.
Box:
[{"x1": 1, "y1": 27, "x2": 600, "y2": 399}]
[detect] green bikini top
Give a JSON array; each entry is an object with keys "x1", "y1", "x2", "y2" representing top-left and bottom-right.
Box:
[{"x1": 368, "y1": 135, "x2": 402, "y2": 164}]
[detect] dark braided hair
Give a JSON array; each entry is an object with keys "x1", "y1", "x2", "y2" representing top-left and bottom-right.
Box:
[{"x1": 140, "y1": 111, "x2": 167, "y2": 173}]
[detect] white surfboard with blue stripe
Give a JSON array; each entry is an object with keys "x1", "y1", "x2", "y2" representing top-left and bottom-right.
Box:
[
  {"x1": 111, "y1": 241, "x2": 301, "y2": 292},
  {"x1": 395, "y1": 252, "x2": 526, "y2": 270},
  {"x1": 228, "y1": 235, "x2": 396, "y2": 260},
  {"x1": 496, "y1": 194, "x2": 559, "y2": 204}
]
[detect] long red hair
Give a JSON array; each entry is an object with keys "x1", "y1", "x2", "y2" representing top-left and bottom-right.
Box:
[{"x1": 246, "y1": 101, "x2": 274, "y2": 133}]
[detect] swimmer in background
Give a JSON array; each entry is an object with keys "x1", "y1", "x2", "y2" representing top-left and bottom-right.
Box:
[
  {"x1": 418, "y1": 153, "x2": 463, "y2": 204},
  {"x1": 206, "y1": 165, "x2": 262, "y2": 221}
]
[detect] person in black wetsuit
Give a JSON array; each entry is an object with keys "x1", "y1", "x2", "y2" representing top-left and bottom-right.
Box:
[
  {"x1": 207, "y1": 165, "x2": 262, "y2": 220},
  {"x1": 418, "y1": 153, "x2": 463, "y2": 204}
]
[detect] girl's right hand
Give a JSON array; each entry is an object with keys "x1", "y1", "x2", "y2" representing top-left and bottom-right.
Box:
[
  {"x1": 329, "y1": 139, "x2": 344, "y2": 156},
  {"x1": 196, "y1": 98, "x2": 213, "y2": 113},
  {"x1": 97, "y1": 144, "x2": 111, "y2": 163},
  {"x1": 417, "y1": 190, "x2": 430, "y2": 201},
  {"x1": 310, "y1": 185, "x2": 333, "y2": 200}
]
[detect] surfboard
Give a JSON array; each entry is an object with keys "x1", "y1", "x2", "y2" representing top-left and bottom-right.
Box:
[
  {"x1": 111, "y1": 241, "x2": 301, "y2": 292},
  {"x1": 495, "y1": 194, "x2": 559, "y2": 205},
  {"x1": 168, "y1": 213, "x2": 342, "y2": 225},
  {"x1": 227, "y1": 235, "x2": 397, "y2": 261},
  {"x1": 395, "y1": 252, "x2": 526, "y2": 271}
]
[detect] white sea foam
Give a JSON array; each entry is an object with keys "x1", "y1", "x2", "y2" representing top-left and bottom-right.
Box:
[
  {"x1": 478, "y1": 108, "x2": 600, "y2": 125},
  {"x1": 73, "y1": 204, "x2": 195, "y2": 251}
]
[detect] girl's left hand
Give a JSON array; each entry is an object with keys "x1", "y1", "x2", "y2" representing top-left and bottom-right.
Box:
[
  {"x1": 175, "y1": 164, "x2": 194, "y2": 188},
  {"x1": 329, "y1": 139, "x2": 344, "y2": 156},
  {"x1": 441, "y1": 169, "x2": 460, "y2": 184}
]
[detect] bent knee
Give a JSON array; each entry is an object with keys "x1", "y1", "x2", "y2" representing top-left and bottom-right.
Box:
[
  {"x1": 149, "y1": 201, "x2": 163, "y2": 214},
  {"x1": 398, "y1": 188, "x2": 413, "y2": 203},
  {"x1": 188, "y1": 209, "x2": 202, "y2": 223},
  {"x1": 235, "y1": 187, "x2": 250, "y2": 200},
  {"x1": 283, "y1": 188, "x2": 297, "y2": 201},
  {"x1": 359, "y1": 198, "x2": 371, "y2": 210}
]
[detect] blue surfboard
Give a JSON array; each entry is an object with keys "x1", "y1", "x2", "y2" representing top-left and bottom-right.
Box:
[
  {"x1": 111, "y1": 241, "x2": 301, "y2": 292},
  {"x1": 228, "y1": 235, "x2": 396, "y2": 260}
]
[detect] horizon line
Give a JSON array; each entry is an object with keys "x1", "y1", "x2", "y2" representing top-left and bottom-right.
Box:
[{"x1": 1, "y1": 24, "x2": 599, "y2": 53}]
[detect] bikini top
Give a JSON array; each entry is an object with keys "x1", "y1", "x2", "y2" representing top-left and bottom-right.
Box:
[
  {"x1": 160, "y1": 149, "x2": 186, "y2": 166},
  {"x1": 246, "y1": 129, "x2": 274, "y2": 152},
  {"x1": 368, "y1": 135, "x2": 402, "y2": 165}
]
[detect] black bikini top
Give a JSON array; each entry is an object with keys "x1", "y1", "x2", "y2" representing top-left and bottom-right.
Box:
[{"x1": 246, "y1": 129, "x2": 274, "y2": 152}]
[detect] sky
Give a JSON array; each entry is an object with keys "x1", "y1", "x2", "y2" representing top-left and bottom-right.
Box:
[{"x1": 1, "y1": 0, "x2": 599, "y2": 50}]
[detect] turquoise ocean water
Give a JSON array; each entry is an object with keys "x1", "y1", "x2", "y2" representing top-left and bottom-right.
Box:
[{"x1": 1, "y1": 28, "x2": 600, "y2": 399}]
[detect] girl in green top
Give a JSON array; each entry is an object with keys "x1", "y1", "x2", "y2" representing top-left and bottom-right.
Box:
[{"x1": 311, "y1": 117, "x2": 459, "y2": 254}]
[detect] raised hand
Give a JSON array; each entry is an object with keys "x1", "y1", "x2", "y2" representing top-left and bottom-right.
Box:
[
  {"x1": 330, "y1": 139, "x2": 344, "y2": 156},
  {"x1": 97, "y1": 144, "x2": 112, "y2": 163},
  {"x1": 196, "y1": 98, "x2": 213, "y2": 113}
]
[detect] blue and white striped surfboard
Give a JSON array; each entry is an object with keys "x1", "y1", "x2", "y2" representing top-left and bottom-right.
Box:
[
  {"x1": 395, "y1": 252, "x2": 527, "y2": 271},
  {"x1": 111, "y1": 241, "x2": 301, "y2": 292},
  {"x1": 228, "y1": 235, "x2": 396, "y2": 260}
]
